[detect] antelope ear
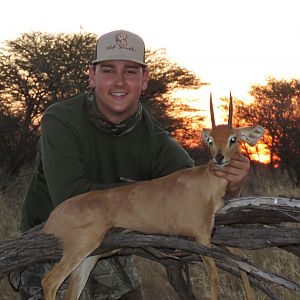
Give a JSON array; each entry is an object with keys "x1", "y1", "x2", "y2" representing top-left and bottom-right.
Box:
[
  {"x1": 201, "y1": 128, "x2": 211, "y2": 145},
  {"x1": 237, "y1": 125, "x2": 265, "y2": 146}
]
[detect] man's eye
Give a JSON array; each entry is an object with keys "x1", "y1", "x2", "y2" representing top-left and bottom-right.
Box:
[
  {"x1": 126, "y1": 69, "x2": 137, "y2": 75},
  {"x1": 102, "y1": 68, "x2": 113, "y2": 73}
]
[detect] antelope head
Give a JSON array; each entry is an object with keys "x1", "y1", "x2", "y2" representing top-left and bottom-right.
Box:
[{"x1": 202, "y1": 92, "x2": 265, "y2": 168}]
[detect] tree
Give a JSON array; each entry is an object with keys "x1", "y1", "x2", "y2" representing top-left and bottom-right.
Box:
[
  {"x1": 142, "y1": 48, "x2": 207, "y2": 152},
  {"x1": 0, "y1": 32, "x2": 204, "y2": 183},
  {"x1": 142, "y1": 48, "x2": 205, "y2": 130},
  {"x1": 0, "y1": 32, "x2": 97, "y2": 184},
  {"x1": 234, "y1": 77, "x2": 300, "y2": 186}
]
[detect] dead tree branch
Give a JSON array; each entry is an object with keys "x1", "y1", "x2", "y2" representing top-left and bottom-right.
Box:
[{"x1": 0, "y1": 197, "x2": 299, "y2": 299}]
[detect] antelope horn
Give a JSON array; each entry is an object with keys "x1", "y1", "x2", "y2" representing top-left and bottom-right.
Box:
[
  {"x1": 210, "y1": 92, "x2": 216, "y2": 129},
  {"x1": 228, "y1": 91, "x2": 233, "y2": 128}
]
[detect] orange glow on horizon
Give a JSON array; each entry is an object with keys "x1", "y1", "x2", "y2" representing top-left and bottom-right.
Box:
[
  {"x1": 168, "y1": 89, "x2": 278, "y2": 165},
  {"x1": 240, "y1": 142, "x2": 280, "y2": 165}
]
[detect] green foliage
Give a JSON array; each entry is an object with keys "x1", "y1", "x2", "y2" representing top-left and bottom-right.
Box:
[
  {"x1": 0, "y1": 32, "x2": 204, "y2": 181},
  {"x1": 234, "y1": 77, "x2": 300, "y2": 186},
  {"x1": 0, "y1": 32, "x2": 97, "y2": 182},
  {"x1": 0, "y1": 32, "x2": 96, "y2": 113},
  {"x1": 0, "y1": 107, "x2": 38, "y2": 192}
]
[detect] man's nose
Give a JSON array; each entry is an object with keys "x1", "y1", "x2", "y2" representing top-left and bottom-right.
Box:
[{"x1": 114, "y1": 71, "x2": 125, "y2": 85}]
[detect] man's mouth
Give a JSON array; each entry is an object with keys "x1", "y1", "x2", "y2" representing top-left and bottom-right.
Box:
[{"x1": 111, "y1": 92, "x2": 127, "y2": 97}]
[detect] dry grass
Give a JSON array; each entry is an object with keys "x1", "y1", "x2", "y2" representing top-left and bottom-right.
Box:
[
  {"x1": 242, "y1": 163, "x2": 300, "y2": 199},
  {"x1": 0, "y1": 164, "x2": 299, "y2": 299},
  {"x1": 135, "y1": 247, "x2": 300, "y2": 300},
  {"x1": 0, "y1": 167, "x2": 32, "y2": 300}
]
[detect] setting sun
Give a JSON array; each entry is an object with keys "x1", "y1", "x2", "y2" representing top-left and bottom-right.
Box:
[{"x1": 169, "y1": 88, "x2": 277, "y2": 165}]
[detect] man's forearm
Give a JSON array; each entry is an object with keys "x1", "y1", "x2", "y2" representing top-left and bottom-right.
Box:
[{"x1": 224, "y1": 182, "x2": 243, "y2": 199}]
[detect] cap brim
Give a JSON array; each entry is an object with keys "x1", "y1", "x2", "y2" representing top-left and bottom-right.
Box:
[{"x1": 92, "y1": 58, "x2": 147, "y2": 67}]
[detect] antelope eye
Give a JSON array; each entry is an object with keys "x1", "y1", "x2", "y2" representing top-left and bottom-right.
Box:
[
  {"x1": 230, "y1": 136, "x2": 237, "y2": 144},
  {"x1": 207, "y1": 137, "x2": 213, "y2": 145}
]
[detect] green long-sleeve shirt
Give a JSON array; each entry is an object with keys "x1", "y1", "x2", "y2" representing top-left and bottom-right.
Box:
[{"x1": 21, "y1": 91, "x2": 194, "y2": 231}]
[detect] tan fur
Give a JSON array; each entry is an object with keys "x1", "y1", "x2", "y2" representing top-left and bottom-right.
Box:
[
  {"x1": 41, "y1": 115, "x2": 265, "y2": 300},
  {"x1": 42, "y1": 164, "x2": 227, "y2": 300}
]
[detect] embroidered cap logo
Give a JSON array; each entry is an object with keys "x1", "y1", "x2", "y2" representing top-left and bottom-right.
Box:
[{"x1": 116, "y1": 33, "x2": 127, "y2": 48}]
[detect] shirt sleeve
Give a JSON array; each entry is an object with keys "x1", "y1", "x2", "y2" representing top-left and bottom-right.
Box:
[
  {"x1": 40, "y1": 114, "x2": 129, "y2": 207},
  {"x1": 151, "y1": 134, "x2": 194, "y2": 178}
]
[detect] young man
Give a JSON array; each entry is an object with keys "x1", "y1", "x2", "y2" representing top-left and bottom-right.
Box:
[{"x1": 19, "y1": 29, "x2": 249, "y2": 299}]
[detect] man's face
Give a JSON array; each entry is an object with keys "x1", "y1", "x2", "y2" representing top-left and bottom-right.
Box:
[{"x1": 89, "y1": 60, "x2": 149, "y2": 124}]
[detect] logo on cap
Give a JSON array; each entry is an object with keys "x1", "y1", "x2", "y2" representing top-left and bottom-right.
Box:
[
  {"x1": 104, "y1": 32, "x2": 136, "y2": 52},
  {"x1": 116, "y1": 33, "x2": 128, "y2": 48}
]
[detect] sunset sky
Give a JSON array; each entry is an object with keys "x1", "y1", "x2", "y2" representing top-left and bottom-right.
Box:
[{"x1": 1, "y1": 0, "x2": 299, "y2": 105}]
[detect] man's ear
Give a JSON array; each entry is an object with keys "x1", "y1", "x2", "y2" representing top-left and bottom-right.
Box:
[
  {"x1": 88, "y1": 66, "x2": 96, "y2": 88},
  {"x1": 141, "y1": 68, "x2": 150, "y2": 92},
  {"x1": 237, "y1": 125, "x2": 265, "y2": 146},
  {"x1": 201, "y1": 128, "x2": 212, "y2": 145}
]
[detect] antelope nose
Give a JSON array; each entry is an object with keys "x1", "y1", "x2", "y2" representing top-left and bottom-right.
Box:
[{"x1": 215, "y1": 152, "x2": 224, "y2": 164}]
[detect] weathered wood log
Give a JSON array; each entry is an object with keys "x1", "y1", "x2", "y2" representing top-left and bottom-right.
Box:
[
  {"x1": 215, "y1": 196, "x2": 300, "y2": 226},
  {"x1": 215, "y1": 261, "x2": 284, "y2": 300},
  {"x1": 113, "y1": 248, "x2": 285, "y2": 300},
  {"x1": 213, "y1": 223, "x2": 300, "y2": 249},
  {"x1": 0, "y1": 197, "x2": 299, "y2": 299},
  {"x1": 164, "y1": 262, "x2": 197, "y2": 300}
]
